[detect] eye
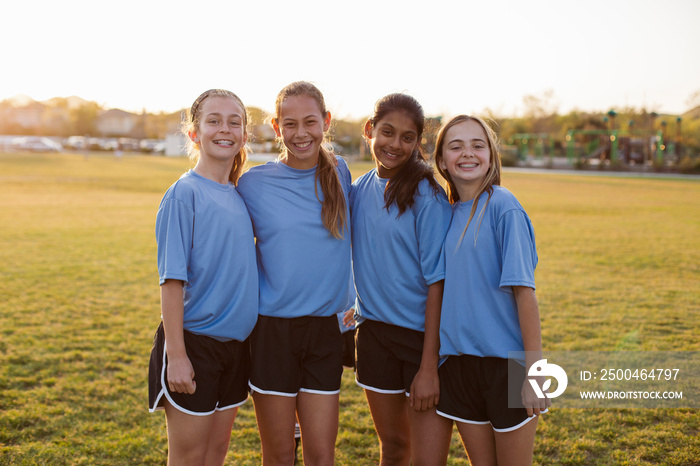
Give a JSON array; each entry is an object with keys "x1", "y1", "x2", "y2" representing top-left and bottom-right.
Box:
[
  {"x1": 381, "y1": 130, "x2": 392, "y2": 136},
  {"x1": 208, "y1": 119, "x2": 220, "y2": 125}
]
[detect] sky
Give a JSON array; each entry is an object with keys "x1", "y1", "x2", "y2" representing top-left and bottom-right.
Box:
[{"x1": 3, "y1": 0, "x2": 699, "y2": 120}]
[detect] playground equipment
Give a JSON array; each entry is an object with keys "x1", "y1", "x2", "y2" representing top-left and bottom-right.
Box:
[
  {"x1": 566, "y1": 129, "x2": 619, "y2": 163},
  {"x1": 565, "y1": 129, "x2": 664, "y2": 165},
  {"x1": 509, "y1": 133, "x2": 555, "y2": 162}
]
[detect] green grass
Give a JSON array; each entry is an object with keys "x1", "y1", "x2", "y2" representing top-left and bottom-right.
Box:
[{"x1": 0, "y1": 152, "x2": 698, "y2": 465}]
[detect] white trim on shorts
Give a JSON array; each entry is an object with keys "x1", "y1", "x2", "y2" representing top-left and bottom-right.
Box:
[
  {"x1": 149, "y1": 338, "x2": 168, "y2": 413},
  {"x1": 436, "y1": 408, "x2": 547, "y2": 433},
  {"x1": 355, "y1": 378, "x2": 406, "y2": 395},
  {"x1": 150, "y1": 339, "x2": 248, "y2": 416},
  {"x1": 249, "y1": 381, "x2": 340, "y2": 397},
  {"x1": 299, "y1": 387, "x2": 341, "y2": 395},
  {"x1": 249, "y1": 381, "x2": 298, "y2": 398}
]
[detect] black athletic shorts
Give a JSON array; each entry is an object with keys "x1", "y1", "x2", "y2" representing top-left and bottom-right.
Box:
[
  {"x1": 436, "y1": 354, "x2": 536, "y2": 432},
  {"x1": 355, "y1": 319, "x2": 425, "y2": 395},
  {"x1": 249, "y1": 315, "x2": 343, "y2": 396},
  {"x1": 148, "y1": 322, "x2": 251, "y2": 415}
]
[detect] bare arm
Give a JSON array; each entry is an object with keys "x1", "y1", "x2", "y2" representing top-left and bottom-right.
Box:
[
  {"x1": 409, "y1": 280, "x2": 444, "y2": 411},
  {"x1": 161, "y1": 279, "x2": 196, "y2": 394},
  {"x1": 514, "y1": 285, "x2": 550, "y2": 416}
]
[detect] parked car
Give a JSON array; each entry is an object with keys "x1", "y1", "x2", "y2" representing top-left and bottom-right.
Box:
[{"x1": 12, "y1": 136, "x2": 63, "y2": 152}]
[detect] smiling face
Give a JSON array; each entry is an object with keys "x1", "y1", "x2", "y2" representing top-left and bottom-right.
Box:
[
  {"x1": 273, "y1": 94, "x2": 331, "y2": 170},
  {"x1": 365, "y1": 111, "x2": 419, "y2": 179},
  {"x1": 438, "y1": 119, "x2": 491, "y2": 201},
  {"x1": 191, "y1": 95, "x2": 247, "y2": 166}
]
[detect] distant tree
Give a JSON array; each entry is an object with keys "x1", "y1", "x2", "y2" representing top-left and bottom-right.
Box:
[
  {"x1": 0, "y1": 100, "x2": 19, "y2": 134},
  {"x1": 70, "y1": 102, "x2": 101, "y2": 137},
  {"x1": 685, "y1": 89, "x2": 700, "y2": 111},
  {"x1": 522, "y1": 89, "x2": 560, "y2": 119},
  {"x1": 519, "y1": 90, "x2": 560, "y2": 135},
  {"x1": 144, "y1": 111, "x2": 182, "y2": 139},
  {"x1": 247, "y1": 106, "x2": 268, "y2": 127},
  {"x1": 331, "y1": 118, "x2": 365, "y2": 154},
  {"x1": 43, "y1": 98, "x2": 72, "y2": 136}
]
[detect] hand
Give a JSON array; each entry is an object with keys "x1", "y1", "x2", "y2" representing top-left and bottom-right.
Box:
[
  {"x1": 409, "y1": 367, "x2": 440, "y2": 412},
  {"x1": 342, "y1": 309, "x2": 356, "y2": 328},
  {"x1": 166, "y1": 355, "x2": 197, "y2": 394},
  {"x1": 521, "y1": 377, "x2": 551, "y2": 417}
]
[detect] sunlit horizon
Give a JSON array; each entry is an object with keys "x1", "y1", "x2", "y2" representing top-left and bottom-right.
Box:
[{"x1": 2, "y1": 0, "x2": 699, "y2": 120}]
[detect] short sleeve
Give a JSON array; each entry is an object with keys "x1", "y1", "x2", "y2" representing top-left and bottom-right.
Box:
[
  {"x1": 155, "y1": 197, "x2": 194, "y2": 285},
  {"x1": 497, "y1": 209, "x2": 537, "y2": 289},
  {"x1": 414, "y1": 185, "x2": 453, "y2": 285}
]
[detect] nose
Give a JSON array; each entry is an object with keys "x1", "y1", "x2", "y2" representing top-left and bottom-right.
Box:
[{"x1": 389, "y1": 135, "x2": 401, "y2": 149}]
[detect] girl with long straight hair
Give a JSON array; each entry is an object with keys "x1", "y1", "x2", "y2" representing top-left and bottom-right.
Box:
[{"x1": 237, "y1": 81, "x2": 354, "y2": 465}]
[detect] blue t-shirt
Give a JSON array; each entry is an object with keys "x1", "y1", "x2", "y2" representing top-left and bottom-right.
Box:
[
  {"x1": 350, "y1": 169, "x2": 452, "y2": 332},
  {"x1": 439, "y1": 186, "x2": 537, "y2": 360},
  {"x1": 237, "y1": 156, "x2": 354, "y2": 318},
  {"x1": 155, "y1": 170, "x2": 258, "y2": 342}
]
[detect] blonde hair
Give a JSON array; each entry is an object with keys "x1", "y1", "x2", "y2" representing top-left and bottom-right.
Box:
[
  {"x1": 181, "y1": 89, "x2": 249, "y2": 185},
  {"x1": 434, "y1": 115, "x2": 501, "y2": 246},
  {"x1": 274, "y1": 81, "x2": 347, "y2": 239}
]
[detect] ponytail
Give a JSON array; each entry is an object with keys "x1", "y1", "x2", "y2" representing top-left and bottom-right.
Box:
[
  {"x1": 316, "y1": 146, "x2": 347, "y2": 239},
  {"x1": 274, "y1": 81, "x2": 348, "y2": 238}
]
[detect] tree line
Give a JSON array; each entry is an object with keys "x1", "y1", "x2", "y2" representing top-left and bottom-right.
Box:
[{"x1": 1, "y1": 94, "x2": 698, "y2": 164}]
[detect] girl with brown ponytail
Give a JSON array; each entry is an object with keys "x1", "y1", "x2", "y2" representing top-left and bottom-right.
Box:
[{"x1": 237, "y1": 81, "x2": 354, "y2": 465}]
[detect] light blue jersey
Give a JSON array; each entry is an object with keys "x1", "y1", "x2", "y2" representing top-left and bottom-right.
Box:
[
  {"x1": 350, "y1": 169, "x2": 452, "y2": 332},
  {"x1": 237, "y1": 156, "x2": 354, "y2": 318},
  {"x1": 439, "y1": 186, "x2": 537, "y2": 360},
  {"x1": 155, "y1": 170, "x2": 258, "y2": 342}
]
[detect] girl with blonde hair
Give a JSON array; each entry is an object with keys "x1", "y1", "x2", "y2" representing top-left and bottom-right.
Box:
[
  {"x1": 149, "y1": 89, "x2": 258, "y2": 465},
  {"x1": 431, "y1": 115, "x2": 550, "y2": 465}
]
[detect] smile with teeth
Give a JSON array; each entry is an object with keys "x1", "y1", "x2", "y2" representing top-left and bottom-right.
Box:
[
  {"x1": 214, "y1": 140, "x2": 233, "y2": 146},
  {"x1": 293, "y1": 141, "x2": 313, "y2": 150},
  {"x1": 458, "y1": 162, "x2": 478, "y2": 169},
  {"x1": 383, "y1": 150, "x2": 400, "y2": 160}
]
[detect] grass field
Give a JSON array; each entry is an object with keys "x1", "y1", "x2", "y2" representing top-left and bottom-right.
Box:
[{"x1": 0, "y1": 152, "x2": 698, "y2": 465}]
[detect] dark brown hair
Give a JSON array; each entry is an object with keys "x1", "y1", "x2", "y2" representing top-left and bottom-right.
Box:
[{"x1": 366, "y1": 93, "x2": 440, "y2": 216}]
